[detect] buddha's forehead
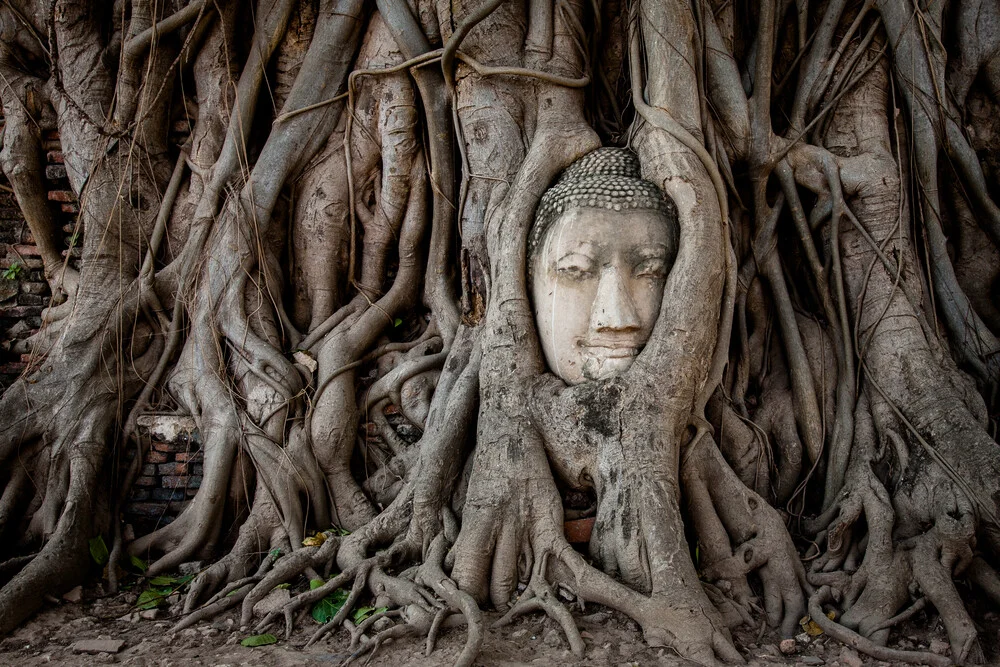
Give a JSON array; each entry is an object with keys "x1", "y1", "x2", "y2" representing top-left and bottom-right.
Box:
[{"x1": 542, "y1": 207, "x2": 672, "y2": 250}]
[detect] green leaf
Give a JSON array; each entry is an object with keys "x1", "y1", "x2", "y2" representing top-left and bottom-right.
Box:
[
  {"x1": 136, "y1": 589, "x2": 166, "y2": 610},
  {"x1": 148, "y1": 575, "x2": 179, "y2": 586},
  {"x1": 310, "y1": 588, "x2": 349, "y2": 624},
  {"x1": 274, "y1": 583, "x2": 290, "y2": 590},
  {"x1": 128, "y1": 555, "x2": 148, "y2": 572},
  {"x1": 2, "y1": 262, "x2": 23, "y2": 281},
  {"x1": 393, "y1": 318, "x2": 402, "y2": 328},
  {"x1": 309, "y1": 578, "x2": 326, "y2": 590},
  {"x1": 240, "y1": 634, "x2": 278, "y2": 647},
  {"x1": 268, "y1": 548, "x2": 283, "y2": 560},
  {"x1": 352, "y1": 606, "x2": 375, "y2": 623},
  {"x1": 89, "y1": 536, "x2": 109, "y2": 566}
]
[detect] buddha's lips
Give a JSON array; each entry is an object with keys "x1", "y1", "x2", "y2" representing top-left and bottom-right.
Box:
[{"x1": 581, "y1": 344, "x2": 642, "y2": 359}]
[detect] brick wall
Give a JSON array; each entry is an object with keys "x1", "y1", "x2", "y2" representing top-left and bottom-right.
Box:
[
  {"x1": 0, "y1": 129, "x2": 79, "y2": 390},
  {"x1": 125, "y1": 416, "x2": 203, "y2": 534},
  {"x1": 0, "y1": 130, "x2": 201, "y2": 531}
]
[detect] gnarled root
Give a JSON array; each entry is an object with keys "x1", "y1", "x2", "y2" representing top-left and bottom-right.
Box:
[
  {"x1": 683, "y1": 433, "x2": 809, "y2": 638},
  {"x1": 807, "y1": 420, "x2": 988, "y2": 664}
]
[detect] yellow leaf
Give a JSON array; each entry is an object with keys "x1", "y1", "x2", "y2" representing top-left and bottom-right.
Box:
[
  {"x1": 302, "y1": 533, "x2": 327, "y2": 547},
  {"x1": 799, "y1": 615, "x2": 824, "y2": 636}
]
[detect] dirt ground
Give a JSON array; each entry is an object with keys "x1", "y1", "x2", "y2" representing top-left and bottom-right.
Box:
[{"x1": 0, "y1": 578, "x2": 996, "y2": 667}]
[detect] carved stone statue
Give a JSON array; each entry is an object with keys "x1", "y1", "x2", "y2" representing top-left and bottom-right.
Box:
[{"x1": 529, "y1": 148, "x2": 679, "y2": 384}]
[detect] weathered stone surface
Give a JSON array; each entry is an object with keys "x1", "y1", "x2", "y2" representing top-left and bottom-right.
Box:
[
  {"x1": 71, "y1": 639, "x2": 125, "y2": 654},
  {"x1": 135, "y1": 414, "x2": 198, "y2": 444},
  {"x1": 839, "y1": 647, "x2": 863, "y2": 667}
]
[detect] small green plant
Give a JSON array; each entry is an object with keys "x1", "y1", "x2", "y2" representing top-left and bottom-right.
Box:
[
  {"x1": 309, "y1": 580, "x2": 349, "y2": 624},
  {"x1": 240, "y1": 633, "x2": 277, "y2": 647},
  {"x1": 2, "y1": 262, "x2": 23, "y2": 281},
  {"x1": 134, "y1": 573, "x2": 195, "y2": 610}
]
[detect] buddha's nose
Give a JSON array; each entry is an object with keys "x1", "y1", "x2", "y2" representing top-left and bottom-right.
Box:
[{"x1": 590, "y1": 267, "x2": 641, "y2": 333}]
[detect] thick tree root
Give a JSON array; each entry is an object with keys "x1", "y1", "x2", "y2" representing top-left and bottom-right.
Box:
[{"x1": 809, "y1": 586, "x2": 951, "y2": 667}]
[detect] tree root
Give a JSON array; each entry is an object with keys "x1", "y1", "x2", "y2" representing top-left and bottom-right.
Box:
[
  {"x1": 809, "y1": 586, "x2": 951, "y2": 667},
  {"x1": 493, "y1": 552, "x2": 585, "y2": 657},
  {"x1": 684, "y1": 435, "x2": 809, "y2": 638}
]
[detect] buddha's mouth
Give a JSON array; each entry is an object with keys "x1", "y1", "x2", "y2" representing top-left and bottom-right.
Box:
[{"x1": 581, "y1": 344, "x2": 642, "y2": 359}]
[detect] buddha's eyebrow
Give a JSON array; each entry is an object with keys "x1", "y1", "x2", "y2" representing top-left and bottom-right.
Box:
[
  {"x1": 631, "y1": 243, "x2": 669, "y2": 259},
  {"x1": 554, "y1": 242, "x2": 599, "y2": 262}
]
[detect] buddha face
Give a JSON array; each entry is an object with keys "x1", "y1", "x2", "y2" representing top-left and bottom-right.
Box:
[{"x1": 531, "y1": 207, "x2": 672, "y2": 385}]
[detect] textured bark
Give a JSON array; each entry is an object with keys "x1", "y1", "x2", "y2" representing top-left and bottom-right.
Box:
[{"x1": 0, "y1": 0, "x2": 999, "y2": 665}]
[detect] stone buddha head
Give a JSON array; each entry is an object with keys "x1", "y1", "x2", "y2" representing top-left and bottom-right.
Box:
[{"x1": 529, "y1": 148, "x2": 678, "y2": 385}]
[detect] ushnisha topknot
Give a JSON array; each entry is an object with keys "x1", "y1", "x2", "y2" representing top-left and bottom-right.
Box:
[{"x1": 528, "y1": 147, "x2": 678, "y2": 261}]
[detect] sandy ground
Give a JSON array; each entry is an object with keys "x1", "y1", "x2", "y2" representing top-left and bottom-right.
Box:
[{"x1": 0, "y1": 579, "x2": 996, "y2": 667}]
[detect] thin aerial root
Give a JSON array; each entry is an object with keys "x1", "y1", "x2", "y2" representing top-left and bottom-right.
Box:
[
  {"x1": 425, "y1": 607, "x2": 450, "y2": 655},
  {"x1": 528, "y1": 579, "x2": 585, "y2": 656},
  {"x1": 491, "y1": 571, "x2": 585, "y2": 656},
  {"x1": 342, "y1": 623, "x2": 420, "y2": 667},
  {"x1": 253, "y1": 565, "x2": 356, "y2": 635},
  {"x1": 203, "y1": 576, "x2": 264, "y2": 609},
  {"x1": 172, "y1": 585, "x2": 250, "y2": 632},
  {"x1": 809, "y1": 587, "x2": 950, "y2": 667},
  {"x1": 240, "y1": 540, "x2": 337, "y2": 628},
  {"x1": 305, "y1": 562, "x2": 372, "y2": 648},
  {"x1": 195, "y1": 551, "x2": 281, "y2": 612},
  {"x1": 348, "y1": 609, "x2": 404, "y2": 650},
  {"x1": 867, "y1": 597, "x2": 927, "y2": 635},
  {"x1": 492, "y1": 591, "x2": 542, "y2": 627},
  {"x1": 417, "y1": 535, "x2": 484, "y2": 667}
]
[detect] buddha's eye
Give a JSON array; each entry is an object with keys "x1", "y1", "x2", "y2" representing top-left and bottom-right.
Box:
[
  {"x1": 555, "y1": 254, "x2": 596, "y2": 279},
  {"x1": 634, "y1": 257, "x2": 667, "y2": 279}
]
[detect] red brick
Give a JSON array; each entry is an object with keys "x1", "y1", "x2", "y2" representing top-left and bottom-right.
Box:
[
  {"x1": 45, "y1": 165, "x2": 66, "y2": 180},
  {"x1": 11, "y1": 244, "x2": 40, "y2": 257},
  {"x1": 157, "y1": 462, "x2": 188, "y2": 475},
  {"x1": 0, "y1": 258, "x2": 43, "y2": 270},
  {"x1": 126, "y1": 502, "x2": 172, "y2": 518},
  {"x1": 47, "y1": 190, "x2": 75, "y2": 203},
  {"x1": 0, "y1": 362, "x2": 26, "y2": 374},
  {"x1": 60, "y1": 203, "x2": 79, "y2": 214},
  {"x1": 20, "y1": 282, "x2": 49, "y2": 295},
  {"x1": 383, "y1": 403, "x2": 400, "y2": 415},
  {"x1": 0, "y1": 306, "x2": 36, "y2": 318},
  {"x1": 152, "y1": 440, "x2": 191, "y2": 453},
  {"x1": 134, "y1": 476, "x2": 157, "y2": 487},
  {"x1": 47, "y1": 150, "x2": 64, "y2": 164},
  {"x1": 174, "y1": 451, "x2": 202, "y2": 462},
  {"x1": 162, "y1": 475, "x2": 201, "y2": 489},
  {"x1": 145, "y1": 450, "x2": 168, "y2": 463},
  {"x1": 43, "y1": 129, "x2": 60, "y2": 140},
  {"x1": 18, "y1": 294, "x2": 45, "y2": 306}
]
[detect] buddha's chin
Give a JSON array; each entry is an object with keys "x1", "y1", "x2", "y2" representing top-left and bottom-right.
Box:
[{"x1": 581, "y1": 353, "x2": 637, "y2": 381}]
